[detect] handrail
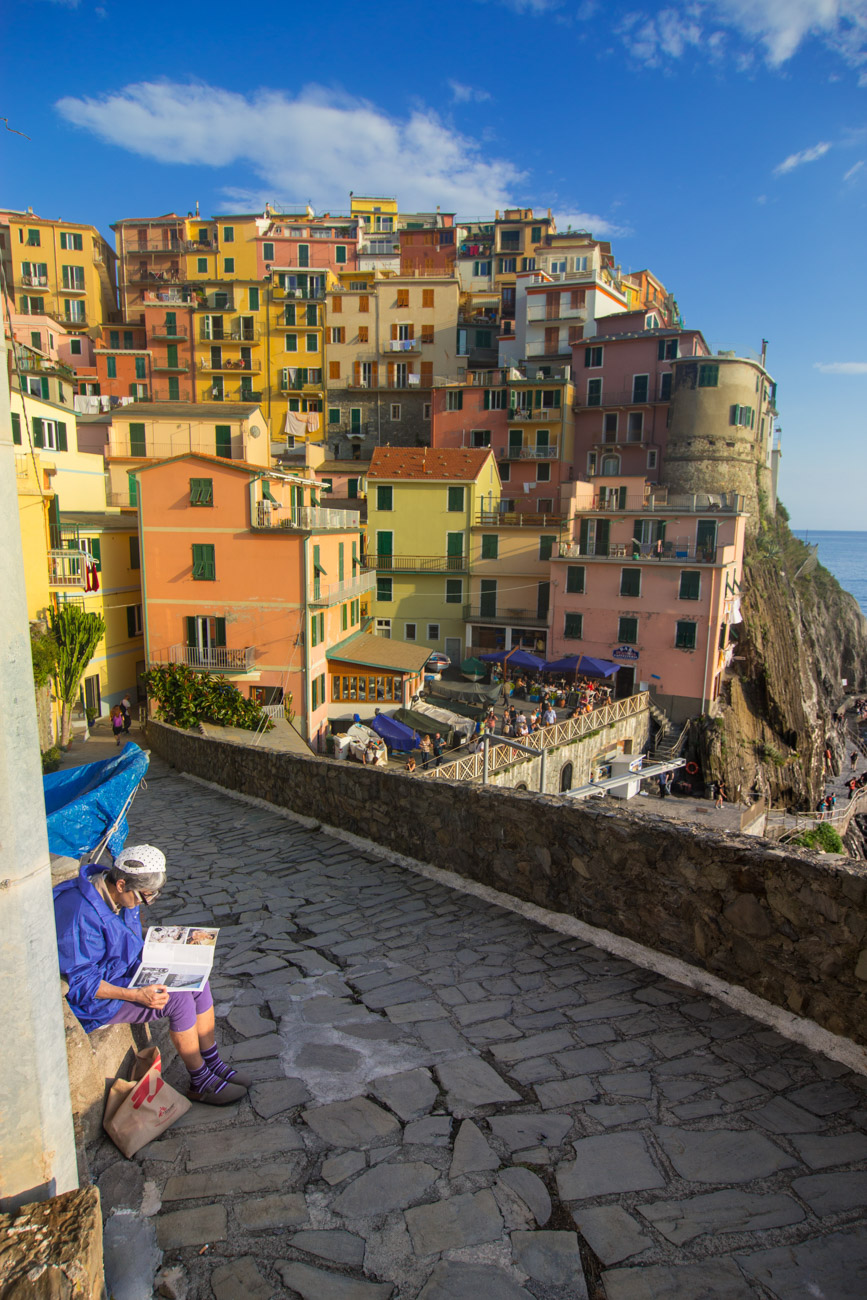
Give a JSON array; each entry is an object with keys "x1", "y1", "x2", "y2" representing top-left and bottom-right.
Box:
[{"x1": 766, "y1": 787, "x2": 867, "y2": 843}]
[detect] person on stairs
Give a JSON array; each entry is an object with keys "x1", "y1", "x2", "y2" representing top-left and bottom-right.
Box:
[{"x1": 53, "y1": 844, "x2": 250, "y2": 1106}]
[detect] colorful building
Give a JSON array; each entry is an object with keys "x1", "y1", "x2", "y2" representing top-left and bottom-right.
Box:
[
  {"x1": 0, "y1": 208, "x2": 117, "y2": 341},
  {"x1": 364, "y1": 446, "x2": 501, "y2": 664},
  {"x1": 133, "y1": 452, "x2": 369, "y2": 745},
  {"x1": 550, "y1": 475, "x2": 746, "y2": 719}
]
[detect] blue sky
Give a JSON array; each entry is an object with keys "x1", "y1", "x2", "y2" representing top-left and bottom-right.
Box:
[{"x1": 3, "y1": 0, "x2": 866, "y2": 529}]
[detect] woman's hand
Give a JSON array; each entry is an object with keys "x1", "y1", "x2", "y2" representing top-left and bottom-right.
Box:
[{"x1": 135, "y1": 984, "x2": 169, "y2": 1009}]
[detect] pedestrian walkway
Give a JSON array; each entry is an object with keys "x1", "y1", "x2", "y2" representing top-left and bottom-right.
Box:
[{"x1": 91, "y1": 756, "x2": 867, "y2": 1298}]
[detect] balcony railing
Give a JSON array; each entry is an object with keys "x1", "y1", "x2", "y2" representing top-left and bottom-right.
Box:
[
  {"x1": 152, "y1": 361, "x2": 190, "y2": 373},
  {"x1": 105, "y1": 491, "x2": 138, "y2": 508},
  {"x1": 527, "y1": 305, "x2": 587, "y2": 323},
  {"x1": 476, "y1": 510, "x2": 565, "y2": 528},
  {"x1": 143, "y1": 289, "x2": 196, "y2": 305},
  {"x1": 151, "y1": 387, "x2": 195, "y2": 403},
  {"x1": 197, "y1": 358, "x2": 262, "y2": 373},
  {"x1": 149, "y1": 324, "x2": 189, "y2": 340},
  {"x1": 507, "y1": 408, "x2": 560, "y2": 421},
  {"x1": 194, "y1": 296, "x2": 236, "y2": 312},
  {"x1": 165, "y1": 645, "x2": 255, "y2": 673},
  {"x1": 198, "y1": 327, "x2": 260, "y2": 343},
  {"x1": 363, "y1": 553, "x2": 467, "y2": 573},
  {"x1": 48, "y1": 548, "x2": 88, "y2": 588},
  {"x1": 107, "y1": 436, "x2": 245, "y2": 460},
  {"x1": 571, "y1": 492, "x2": 744, "y2": 515},
  {"x1": 558, "y1": 541, "x2": 719, "y2": 564},
  {"x1": 19, "y1": 274, "x2": 49, "y2": 288},
  {"x1": 253, "y1": 503, "x2": 362, "y2": 531},
  {"x1": 463, "y1": 605, "x2": 548, "y2": 627},
  {"x1": 387, "y1": 340, "x2": 421, "y2": 352},
  {"x1": 574, "y1": 385, "x2": 667, "y2": 408},
  {"x1": 309, "y1": 570, "x2": 375, "y2": 605},
  {"x1": 15, "y1": 355, "x2": 75, "y2": 381},
  {"x1": 498, "y1": 443, "x2": 559, "y2": 460},
  {"x1": 127, "y1": 270, "x2": 185, "y2": 285},
  {"x1": 125, "y1": 239, "x2": 185, "y2": 255}
]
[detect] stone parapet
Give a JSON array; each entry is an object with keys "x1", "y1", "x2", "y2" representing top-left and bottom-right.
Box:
[
  {"x1": 145, "y1": 720, "x2": 867, "y2": 1051},
  {"x1": 0, "y1": 1186, "x2": 105, "y2": 1300}
]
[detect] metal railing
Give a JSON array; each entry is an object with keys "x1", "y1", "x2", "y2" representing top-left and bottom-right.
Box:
[
  {"x1": 498, "y1": 443, "x2": 559, "y2": 460},
  {"x1": 428, "y1": 692, "x2": 650, "y2": 783},
  {"x1": 15, "y1": 354, "x2": 75, "y2": 381},
  {"x1": 19, "y1": 274, "x2": 49, "y2": 287},
  {"x1": 198, "y1": 358, "x2": 262, "y2": 373},
  {"x1": 198, "y1": 327, "x2": 260, "y2": 343},
  {"x1": 253, "y1": 503, "x2": 361, "y2": 531},
  {"x1": 571, "y1": 492, "x2": 744, "y2": 515},
  {"x1": 765, "y1": 788, "x2": 867, "y2": 844},
  {"x1": 48, "y1": 549, "x2": 88, "y2": 588},
  {"x1": 143, "y1": 289, "x2": 196, "y2": 304},
  {"x1": 387, "y1": 340, "x2": 422, "y2": 352},
  {"x1": 362, "y1": 553, "x2": 466, "y2": 572},
  {"x1": 464, "y1": 605, "x2": 548, "y2": 627},
  {"x1": 476, "y1": 510, "x2": 565, "y2": 528},
  {"x1": 163, "y1": 645, "x2": 255, "y2": 673},
  {"x1": 574, "y1": 385, "x2": 667, "y2": 408},
  {"x1": 105, "y1": 491, "x2": 138, "y2": 508},
  {"x1": 527, "y1": 305, "x2": 587, "y2": 322},
  {"x1": 149, "y1": 324, "x2": 189, "y2": 339},
  {"x1": 107, "y1": 436, "x2": 246, "y2": 460},
  {"x1": 558, "y1": 541, "x2": 719, "y2": 564},
  {"x1": 309, "y1": 570, "x2": 375, "y2": 605}
]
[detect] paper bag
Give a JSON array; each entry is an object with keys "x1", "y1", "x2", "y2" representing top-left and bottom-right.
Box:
[{"x1": 103, "y1": 1045, "x2": 191, "y2": 1158}]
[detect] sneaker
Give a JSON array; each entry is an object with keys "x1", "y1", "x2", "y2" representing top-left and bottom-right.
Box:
[
  {"x1": 187, "y1": 1078, "x2": 247, "y2": 1106},
  {"x1": 216, "y1": 1063, "x2": 253, "y2": 1089}
]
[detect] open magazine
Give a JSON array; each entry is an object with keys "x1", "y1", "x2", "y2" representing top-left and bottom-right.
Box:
[{"x1": 128, "y1": 926, "x2": 219, "y2": 993}]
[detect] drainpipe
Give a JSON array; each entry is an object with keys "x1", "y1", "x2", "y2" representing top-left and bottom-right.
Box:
[
  {"x1": 539, "y1": 747, "x2": 547, "y2": 793},
  {"x1": 701, "y1": 563, "x2": 717, "y2": 716},
  {"x1": 0, "y1": 317, "x2": 78, "y2": 1211}
]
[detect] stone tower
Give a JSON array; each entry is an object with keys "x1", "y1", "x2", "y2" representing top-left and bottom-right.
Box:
[{"x1": 663, "y1": 354, "x2": 776, "y2": 531}]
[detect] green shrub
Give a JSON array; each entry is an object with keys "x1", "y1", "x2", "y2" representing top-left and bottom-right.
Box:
[
  {"x1": 759, "y1": 742, "x2": 787, "y2": 766},
  {"x1": 144, "y1": 663, "x2": 272, "y2": 733},
  {"x1": 792, "y1": 822, "x2": 845, "y2": 854},
  {"x1": 41, "y1": 746, "x2": 61, "y2": 774},
  {"x1": 31, "y1": 627, "x2": 57, "y2": 688}
]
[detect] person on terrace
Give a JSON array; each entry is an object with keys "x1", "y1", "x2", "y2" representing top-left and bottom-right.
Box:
[{"x1": 53, "y1": 844, "x2": 249, "y2": 1106}]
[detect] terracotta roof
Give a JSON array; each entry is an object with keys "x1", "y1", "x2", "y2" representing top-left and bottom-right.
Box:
[
  {"x1": 327, "y1": 632, "x2": 430, "y2": 673},
  {"x1": 367, "y1": 447, "x2": 493, "y2": 482},
  {"x1": 134, "y1": 452, "x2": 264, "y2": 476}
]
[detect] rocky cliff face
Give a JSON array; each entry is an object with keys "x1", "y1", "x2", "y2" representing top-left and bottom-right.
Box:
[{"x1": 700, "y1": 505, "x2": 867, "y2": 810}]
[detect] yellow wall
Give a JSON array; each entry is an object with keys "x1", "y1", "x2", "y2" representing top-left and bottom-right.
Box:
[
  {"x1": 77, "y1": 524, "x2": 144, "y2": 713},
  {"x1": 4, "y1": 212, "x2": 116, "y2": 336}
]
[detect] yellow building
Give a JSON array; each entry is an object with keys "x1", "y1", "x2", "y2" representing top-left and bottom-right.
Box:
[
  {"x1": 466, "y1": 516, "x2": 559, "y2": 661},
  {"x1": 0, "y1": 208, "x2": 117, "y2": 341},
  {"x1": 365, "y1": 446, "x2": 500, "y2": 663},
  {"x1": 350, "y1": 196, "x2": 399, "y2": 235}
]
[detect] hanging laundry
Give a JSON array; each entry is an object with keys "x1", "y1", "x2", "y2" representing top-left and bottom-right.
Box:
[
  {"x1": 285, "y1": 411, "x2": 307, "y2": 439},
  {"x1": 306, "y1": 411, "x2": 320, "y2": 433}
]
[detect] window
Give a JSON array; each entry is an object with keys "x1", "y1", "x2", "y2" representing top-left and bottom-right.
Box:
[
  {"x1": 618, "y1": 616, "x2": 638, "y2": 644},
  {"x1": 190, "y1": 478, "x2": 213, "y2": 506},
  {"x1": 620, "y1": 568, "x2": 641, "y2": 598},
  {"x1": 698, "y1": 364, "x2": 719, "y2": 388},
  {"x1": 675, "y1": 620, "x2": 697, "y2": 650},
  {"x1": 647, "y1": 449, "x2": 658, "y2": 470},
  {"x1": 135, "y1": 357, "x2": 147, "y2": 380},
  {"x1": 396, "y1": 289, "x2": 410, "y2": 308},
  {"x1": 329, "y1": 361, "x2": 340, "y2": 380},
  {"x1": 306, "y1": 303, "x2": 317, "y2": 326},
  {"x1": 421, "y1": 325, "x2": 434, "y2": 345},
  {"x1": 69, "y1": 338, "x2": 82, "y2": 355},
  {"x1": 333, "y1": 244, "x2": 347, "y2": 264},
  {"x1": 62, "y1": 265, "x2": 85, "y2": 290},
  {"x1": 285, "y1": 334, "x2": 297, "y2": 351},
  {"x1": 330, "y1": 327, "x2": 345, "y2": 344},
  {"x1": 11, "y1": 412, "x2": 21, "y2": 445},
  {"x1": 65, "y1": 300, "x2": 86, "y2": 323},
  {"x1": 566, "y1": 565, "x2": 585, "y2": 594},
  {"x1": 129, "y1": 536, "x2": 140, "y2": 570},
  {"x1": 423, "y1": 402, "x2": 431, "y2": 420},
  {"x1": 215, "y1": 424, "x2": 232, "y2": 457},
  {"x1": 632, "y1": 374, "x2": 649, "y2": 403},
  {"x1": 328, "y1": 407, "x2": 340, "y2": 426},
  {"x1": 390, "y1": 403, "x2": 401, "y2": 420},
  {"x1": 223, "y1": 258, "x2": 235, "y2": 273},
  {"x1": 445, "y1": 578, "x2": 463, "y2": 603},
  {"x1": 126, "y1": 605, "x2": 143, "y2": 637},
  {"x1": 305, "y1": 334, "x2": 317, "y2": 353},
  {"x1": 106, "y1": 356, "x2": 117, "y2": 379},
  {"x1": 473, "y1": 260, "x2": 491, "y2": 276},
  {"x1": 658, "y1": 338, "x2": 678, "y2": 360},
  {"x1": 483, "y1": 389, "x2": 507, "y2": 410},
  {"x1": 377, "y1": 576, "x2": 393, "y2": 602},
  {"x1": 481, "y1": 534, "x2": 499, "y2": 560},
  {"x1": 550, "y1": 259, "x2": 567, "y2": 274},
  {"x1": 422, "y1": 289, "x2": 434, "y2": 308},
  {"x1": 500, "y1": 230, "x2": 520, "y2": 250},
  {"x1": 427, "y1": 624, "x2": 440, "y2": 641},
  {"x1": 587, "y1": 378, "x2": 602, "y2": 406},
  {"x1": 498, "y1": 257, "x2": 517, "y2": 273},
  {"x1": 564, "y1": 612, "x2": 583, "y2": 639},
  {"x1": 659, "y1": 373, "x2": 672, "y2": 401},
  {"x1": 584, "y1": 346, "x2": 603, "y2": 368},
  {"x1": 223, "y1": 227, "x2": 235, "y2": 243},
  {"x1": 679, "y1": 570, "x2": 701, "y2": 600},
  {"x1": 358, "y1": 326, "x2": 369, "y2": 343},
  {"x1": 521, "y1": 257, "x2": 536, "y2": 272},
  {"x1": 248, "y1": 287, "x2": 259, "y2": 311},
  {"x1": 539, "y1": 534, "x2": 556, "y2": 561},
  {"x1": 531, "y1": 225, "x2": 542, "y2": 243},
  {"x1": 447, "y1": 486, "x2": 465, "y2": 512},
  {"x1": 404, "y1": 623, "x2": 417, "y2": 640},
  {"x1": 191, "y1": 543, "x2": 216, "y2": 580},
  {"x1": 627, "y1": 411, "x2": 644, "y2": 441},
  {"x1": 537, "y1": 463, "x2": 551, "y2": 482},
  {"x1": 197, "y1": 258, "x2": 208, "y2": 274},
  {"x1": 60, "y1": 231, "x2": 83, "y2": 251},
  {"x1": 446, "y1": 390, "x2": 463, "y2": 411},
  {"x1": 730, "y1": 404, "x2": 756, "y2": 427},
  {"x1": 26, "y1": 228, "x2": 41, "y2": 246},
  {"x1": 603, "y1": 412, "x2": 618, "y2": 442},
  {"x1": 471, "y1": 429, "x2": 491, "y2": 447},
  {"x1": 377, "y1": 485, "x2": 393, "y2": 511},
  {"x1": 129, "y1": 422, "x2": 146, "y2": 456},
  {"x1": 537, "y1": 498, "x2": 554, "y2": 514},
  {"x1": 358, "y1": 295, "x2": 369, "y2": 313}
]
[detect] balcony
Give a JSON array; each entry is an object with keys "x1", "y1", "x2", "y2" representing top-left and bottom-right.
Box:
[
  {"x1": 527, "y1": 304, "x2": 587, "y2": 323},
  {"x1": 458, "y1": 309, "x2": 499, "y2": 326},
  {"x1": 280, "y1": 377, "x2": 322, "y2": 393},
  {"x1": 387, "y1": 340, "x2": 421, "y2": 353},
  {"x1": 151, "y1": 387, "x2": 194, "y2": 403},
  {"x1": 105, "y1": 491, "x2": 138, "y2": 508},
  {"x1": 309, "y1": 570, "x2": 375, "y2": 606},
  {"x1": 143, "y1": 289, "x2": 196, "y2": 305},
  {"x1": 48, "y1": 548, "x2": 88, "y2": 588},
  {"x1": 275, "y1": 285, "x2": 326, "y2": 301},
  {"x1": 15, "y1": 355, "x2": 75, "y2": 381},
  {"x1": 572, "y1": 491, "x2": 745, "y2": 515},
  {"x1": 362, "y1": 554, "x2": 467, "y2": 573},
  {"x1": 498, "y1": 442, "x2": 559, "y2": 461},
  {"x1": 198, "y1": 326, "x2": 260, "y2": 343},
  {"x1": 125, "y1": 239, "x2": 185, "y2": 255},
  {"x1": 507, "y1": 408, "x2": 559, "y2": 421},
  {"x1": 253, "y1": 503, "x2": 362, "y2": 531},
  {"x1": 558, "y1": 541, "x2": 720, "y2": 564},
  {"x1": 463, "y1": 604, "x2": 548, "y2": 628},
  {"x1": 194, "y1": 295, "x2": 236, "y2": 312},
  {"x1": 127, "y1": 269, "x2": 185, "y2": 286},
  {"x1": 476, "y1": 510, "x2": 565, "y2": 528},
  {"x1": 198, "y1": 358, "x2": 262, "y2": 373},
  {"x1": 574, "y1": 385, "x2": 667, "y2": 409},
  {"x1": 165, "y1": 645, "x2": 255, "y2": 673},
  {"x1": 149, "y1": 324, "x2": 189, "y2": 340},
  {"x1": 19, "y1": 274, "x2": 49, "y2": 288},
  {"x1": 107, "y1": 436, "x2": 245, "y2": 460}
]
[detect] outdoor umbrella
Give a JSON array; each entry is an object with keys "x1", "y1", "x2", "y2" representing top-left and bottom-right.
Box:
[
  {"x1": 480, "y1": 649, "x2": 546, "y2": 671},
  {"x1": 542, "y1": 655, "x2": 582, "y2": 674},
  {"x1": 577, "y1": 655, "x2": 620, "y2": 678}
]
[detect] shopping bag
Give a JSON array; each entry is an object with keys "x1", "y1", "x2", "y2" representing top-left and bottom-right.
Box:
[{"x1": 103, "y1": 1045, "x2": 191, "y2": 1158}]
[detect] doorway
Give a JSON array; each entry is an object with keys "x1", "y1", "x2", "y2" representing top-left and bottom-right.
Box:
[{"x1": 614, "y1": 666, "x2": 634, "y2": 698}]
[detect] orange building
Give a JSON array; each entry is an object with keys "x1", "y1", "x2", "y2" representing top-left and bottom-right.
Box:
[{"x1": 134, "y1": 452, "x2": 368, "y2": 745}]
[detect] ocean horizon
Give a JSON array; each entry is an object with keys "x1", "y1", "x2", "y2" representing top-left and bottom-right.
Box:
[{"x1": 792, "y1": 529, "x2": 867, "y2": 619}]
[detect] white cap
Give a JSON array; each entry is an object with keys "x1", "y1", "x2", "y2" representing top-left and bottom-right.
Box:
[{"x1": 113, "y1": 844, "x2": 167, "y2": 879}]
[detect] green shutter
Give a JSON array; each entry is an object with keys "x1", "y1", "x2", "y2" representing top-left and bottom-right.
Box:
[
  {"x1": 129, "y1": 423, "x2": 146, "y2": 456},
  {"x1": 249, "y1": 288, "x2": 260, "y2": 310},
  {"x1": 186, "y1": 617, "x2": 197, "y2": 647},
  {"x1": 11, "y1": 413, "x2": 21, "y2": 445},
  {"x1": 32, "y1": 417, "x2": 44, "y2": 448},
  {"x1": 39, "y1": 377, "x2": 49, "y2": 400},
  {"x1": 126, "y1": 605, "x2": 137, "y2": 638},
  {"x1": 56, "y1": 421, "x2": 68, "y2": 452},
  {"x1": 89, "y1": 537, "x2": 101, "y2": 570},
  {"x1": 192, "y1": 543, "x2": 215, "y2": 580},
  {"x1": 566, "y1": 565, "x2": 584, "y2": 593},
  {"x1": 128, "y1": 473, "x2": 138, "y2": 507},
  {"x1": 539, "y1": 534, "x2": 555, "y2": 561},
  {"x1": 129, "y1": 536, "x2": 140, "y2": 569},
  {"x1": 481, "y1": 534, "x2": 498, "y2": 559},
  {"x1": 190, "y1": 477, "x2": 213, "y2": 506},
  {"x1": 579, "y1": 519, "x2": 589, "y2": 554},
  {"x1": 215, "y1": 425, "x2": 232, "y2": 458},
  {"x1": 447, "y1": 486, "x2": 464, "y2": 512},
  {"x1": 214, "y1": 617, "x2": 226, "y2": 647},
  {"x1": 338, "y1": 543, "x2": 344, "y2": 582}
]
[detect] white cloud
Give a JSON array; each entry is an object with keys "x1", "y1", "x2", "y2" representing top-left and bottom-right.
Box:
[
  {"x1": 449, "y1": 80, "x2": 492, "y2": 103},
  {"x1": 843, "y1": 159, "x2": 865, "y2": 180},
  {"x1": 554, "y1": 210, "x2": 633, "y2": 238},
  {"x1": 814, "y1": 361, "x2": 867, "y2": 373},
  {"x1": 56, "y1": 81, "x2": 524, "y2": 215},
  {"x1": 773, "y1": 140, "x2": 832, "y2": 176}
]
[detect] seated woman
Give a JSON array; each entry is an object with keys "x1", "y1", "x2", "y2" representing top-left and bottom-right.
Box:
[
  {"x1": 405, "y1": 755, "x2": 417, "y2": 773},
  {"x1": 53, "y1": 844, "x2": 249, "y2": 1106}
]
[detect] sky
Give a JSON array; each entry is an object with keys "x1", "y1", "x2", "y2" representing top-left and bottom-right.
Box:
[{"x1": 2, "y1": 0, "x2": 866, "y2": 529}]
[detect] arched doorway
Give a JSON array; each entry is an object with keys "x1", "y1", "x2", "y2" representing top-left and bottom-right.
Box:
[{"x1": 559, "y1": 762, "x2": 573, "y2": 792}]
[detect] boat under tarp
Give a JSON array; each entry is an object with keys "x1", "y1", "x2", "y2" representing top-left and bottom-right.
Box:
[
  {"x1": 345, "y1": 723, "x2": 388, "y2": 765},
  {"x1": 424, "y1": 678, "x2": 500, "y2": 708},
  {"x1": 410, "y1": 700, "x2": 475, "y2": 741},
  {"x1": 371, "y1": 712, "x2": 420, "y2": 753},
  {"x1": 43, "y1": 742, "x2": 150, "y2": 860}
]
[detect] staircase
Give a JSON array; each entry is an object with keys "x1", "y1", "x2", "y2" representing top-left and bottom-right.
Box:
[{"x1": 651, "y1": 718, "x2": 689, "y2": 763}]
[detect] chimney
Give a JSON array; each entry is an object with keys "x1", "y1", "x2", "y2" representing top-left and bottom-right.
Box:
[{"x1": 195, "y1": 201, "x2": 200, "y2": 217}]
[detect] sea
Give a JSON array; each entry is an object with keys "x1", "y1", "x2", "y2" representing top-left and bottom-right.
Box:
[{"x1": 792, "y1": 530, "x2": 867, "y2": 618}]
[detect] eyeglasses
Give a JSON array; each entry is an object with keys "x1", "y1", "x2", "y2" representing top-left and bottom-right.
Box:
[{"x1": 132, "y1": 887, "x2": 162, "y2": 904}]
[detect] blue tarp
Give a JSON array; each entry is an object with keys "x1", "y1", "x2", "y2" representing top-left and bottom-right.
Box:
[
  {"x1": 43, "y1": 742, "x2": 150, "y2": 859},
  {"x1": 371, "y1": 713, "x2": 420, "y2": 753}
]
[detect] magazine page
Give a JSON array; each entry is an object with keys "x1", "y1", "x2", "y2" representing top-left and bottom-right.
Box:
[
  {"x1": 141, "y1": 926, "x2": 219, "y2": 968},
  {"x1": 128, "y1": 963, "x2": 211, "y2": 993}
]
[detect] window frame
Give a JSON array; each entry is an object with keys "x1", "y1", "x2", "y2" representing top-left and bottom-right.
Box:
[
  {"x1": 566, "y1": 565, "x2": 585, "y2": 594},
  {"x1": 190, "y1": 477, "x2": 214, "y2": 507},
  {"x1": 376, "y1": 485, "x2": 393, "y2": 512},
  {"x1": 447, "y1": 485, "x2": 465, "y2": 513},
  {"x1": 679, "y1": 570, "x2": 702, "y2": 601},
  {"x1": 617, "y1": 615, "x2": 639, "y2": 645},
  {"x1": 191, "y1": 543, "x2": 216, "y2": 581},
  {"x1": 675, "y1": 620, "x2": 698, "y2": 650},
  {"x1": 564, "y1": 612, "x2": 583, "y2": 640}
]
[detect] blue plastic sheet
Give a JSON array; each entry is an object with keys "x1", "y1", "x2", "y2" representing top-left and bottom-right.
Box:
[
  {"x1": 43, "y1": 742, "x2": 150, "y2": 859},
  {"x1": 371, "y1": 713, "x2": 420, "y2": 753}
]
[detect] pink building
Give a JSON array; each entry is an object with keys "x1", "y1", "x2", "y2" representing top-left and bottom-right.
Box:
[
  {"x1": 256, "y1": 213, "x2": 360, "y2": 279},
  {"x1": 570, "y1": 318, "x2": 710, "y2": 484},
  {"x1": 549, "y1": 475, "x2": 746, "y2": 720}
]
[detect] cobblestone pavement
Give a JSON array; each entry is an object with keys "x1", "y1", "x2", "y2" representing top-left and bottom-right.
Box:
[{"x1": 92, "y1": 756, "x2": 867, "y2": 1298}]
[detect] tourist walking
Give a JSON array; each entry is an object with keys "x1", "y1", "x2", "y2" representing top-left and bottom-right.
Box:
[
  {"x1": 419, "y1": 734, "x2": 433, "y2": 770},
  {"x1": 712, "y1": 779, "x2": 726, "y2": 809},
  {"x1": 432, "y1": 733, "x2": 444, "y2": 768},
  {"x1": 121, "y1": 693, "x2": 133, "y2": 734},
  {"x1": 851, "y1": 751, "x2": 859, "y2": 772},
  {"x1": 110, "y1": 705, "x2": 125, "y2": 746},
  {"x1": 658, "y1": 773, "x2": 668, "y2": 799}
]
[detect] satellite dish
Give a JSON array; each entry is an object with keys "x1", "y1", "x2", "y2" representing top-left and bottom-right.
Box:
[{"x1": 249, "y1": 425, "x2": 261, "y2": 438}]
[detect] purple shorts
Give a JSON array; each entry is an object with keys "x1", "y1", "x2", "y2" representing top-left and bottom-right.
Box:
[{"x1": 107, "y1": 979, "x2": 214, "y2": 1033}]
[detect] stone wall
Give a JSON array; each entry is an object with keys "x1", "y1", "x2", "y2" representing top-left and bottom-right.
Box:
[{"x1": 146, "y1": 720, "x2": 867, "y2": 1049}]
